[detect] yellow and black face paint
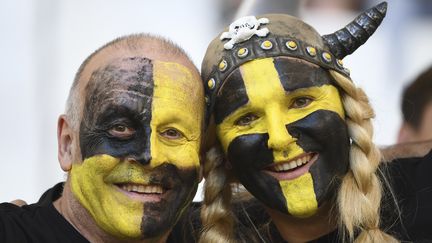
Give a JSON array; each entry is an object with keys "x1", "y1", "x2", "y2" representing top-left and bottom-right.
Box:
[
  {"x1": 72, "y1": 57, "x2": 203, "y2": 239},
  {"x1": 215, "y1": 57, "x2": 350, "y2": 217}
]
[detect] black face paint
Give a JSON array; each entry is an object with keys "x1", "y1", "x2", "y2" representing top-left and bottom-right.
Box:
[
  {"x1": 227, "y1": 133, "x2": 288, "y2": 212},
  {"x1": 227, "y1": 110, "x2": 349, "y2": 213},
  {"x1": 288, "y1": 110, "x2": 350, "y2": 202},
  {"x1": 214, "y1": 69, "x2": 249, "y2": 124},
  {"x1": 273, "y1": 57, "x2": 332, "y2": 91},
  {"x1": 141, "y1": 164, "x2": 198, "y2": 237},
  {"x1": 80, "y1": 57, "x2": 154, "y2": 165}
]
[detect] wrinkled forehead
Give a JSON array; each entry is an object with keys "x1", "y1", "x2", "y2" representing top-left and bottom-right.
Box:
[
  {"x1": 215, "y1": 57, "x2": 333, "y2": 123},
  {"x1": 85, "y1": 57, "x2": 153, "y2": 102},
  {"x1": 81, "y1": 56, "x2": 202, "y2": 123}
]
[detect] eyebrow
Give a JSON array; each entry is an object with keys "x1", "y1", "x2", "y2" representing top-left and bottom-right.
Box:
[{"x1": 214, "y1": 69, "x2": 249, "y2": 124}]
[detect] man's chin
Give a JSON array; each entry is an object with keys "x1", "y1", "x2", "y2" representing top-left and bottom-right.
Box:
[{"x1": 139, "y1": 210, "x2": 177, "y2": 239}]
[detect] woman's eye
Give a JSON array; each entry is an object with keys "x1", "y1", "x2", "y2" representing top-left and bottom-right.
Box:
[
  {"x1": 235, "y1": 113, "x2": 258, "y2": 126},
  {"x1": 291, "y1": 97, "x2": 313, "y2": 109},
  {"x1": 108, "y1": 125, "x2": 135, "y2": 139},
  {"x1": 160, "y1": 128, "x2": 183, "y2": 140}
]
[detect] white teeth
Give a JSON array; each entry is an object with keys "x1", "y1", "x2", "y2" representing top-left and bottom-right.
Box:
[
  {"x1": 272, "y1": 155, "x2": 312, "y2": 172},
  {"x1": 120, "y1": 184, "x2": 163, "y2": 194}
]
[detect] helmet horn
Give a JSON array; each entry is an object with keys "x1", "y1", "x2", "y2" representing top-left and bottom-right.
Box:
[{"x1": 322, "y1": 1, "x2": 387, "y2": 59}]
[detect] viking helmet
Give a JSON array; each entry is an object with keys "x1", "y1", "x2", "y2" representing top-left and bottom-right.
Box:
[{"x1": 201, "y1": 2, "x2": 387, "y2": 122}]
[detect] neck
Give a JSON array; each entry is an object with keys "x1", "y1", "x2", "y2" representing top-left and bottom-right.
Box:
[
  {"x1": 265, "y1": 203, "x2": 336, "y2": 243},
  {"x1": 54, "y1": 181, "x2": 169, "y2": 243}
]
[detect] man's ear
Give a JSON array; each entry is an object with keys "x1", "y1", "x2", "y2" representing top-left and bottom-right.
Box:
[
  {"x1": 397, "y1": 122, "x2": 415, "y2": 143},
  {"x1": 58, "y1": 115, "x2": 74, "y2": 172}
]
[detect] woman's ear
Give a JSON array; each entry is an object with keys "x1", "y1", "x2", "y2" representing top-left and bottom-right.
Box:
[{"x1": 58, "y1": 115, "x2": 74, "y2": 172}]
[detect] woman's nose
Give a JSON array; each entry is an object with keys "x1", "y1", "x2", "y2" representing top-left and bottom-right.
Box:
[{"x1": 267, "y1": 115, "x2": 296, "y2": 151}]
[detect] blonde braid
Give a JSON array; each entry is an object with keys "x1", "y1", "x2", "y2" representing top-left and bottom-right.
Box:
[
  {"x1": 330, "y1": 71, "x2": 398, "y2": 243},
  {"x1": 199, "y1": 147, "x2": 236, "y2": 243}
]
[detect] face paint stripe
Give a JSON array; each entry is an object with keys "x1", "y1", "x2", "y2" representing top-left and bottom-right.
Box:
[
  {"x1": 273, "y1": 57, "x2": 332, "y2": 92},
  {"x1": 150, "y1": 61, "x2": 203, "y2": 168},
  {"x1": 79, "y1": 57, "x2": 154, "y2": 163},
  {"x1": 214, "y1": 69, "x2": 249, "y2": 124},
  {"x1": 280, "y1": 173, "x2": 318, "y2": 218}
]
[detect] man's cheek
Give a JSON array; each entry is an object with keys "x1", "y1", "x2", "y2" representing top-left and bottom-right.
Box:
[
  {"x1": 70, "y1": 155, "x2": 144, "y2": 238},
  {"x1": 163, "y1": 143, "x2": 201, "y2": 169}
]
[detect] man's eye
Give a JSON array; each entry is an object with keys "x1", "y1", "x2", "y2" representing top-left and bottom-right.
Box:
[
  {"x1": 108, "y1": 125, "x2": 135, "y2": 139},
  {"x1": 235, "y1": 113, "x2": 258, "y2": 126},
  {"x1": 290, "y1": 97, "x2": 313, "y2": 109},
  {"x1": 160, "y1": 128, "x2": 183, "y2": 140}
]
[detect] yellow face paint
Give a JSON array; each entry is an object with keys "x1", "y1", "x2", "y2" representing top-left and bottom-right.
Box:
[
  {"x1": 216, "y1": 57, "x2": 347, "y2": 216},
  {"x1": 150, "y1": 61, "x2": 203, "y2": 170},
  {"x1": 73, "y1": 57, "x2": 203, "y2": 238},
  {"x1": 280, "y1": 173, "x2": 318, "y2": 217},
  {"x1": 71, "y1": 155, "x2": 143, "y2": 238}
]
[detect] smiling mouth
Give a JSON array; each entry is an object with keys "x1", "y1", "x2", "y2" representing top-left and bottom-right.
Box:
[
  {"x1": 263, "y1": 153, "x2": 318, "y2": 180},
  {"x1": 115, "y1": 183, "x2": 168, "y2": 202}
]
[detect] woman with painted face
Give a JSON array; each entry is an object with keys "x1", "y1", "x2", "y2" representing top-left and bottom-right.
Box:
[{"x1": 198, "y1": 2, "x2": 432, "y2": 243}]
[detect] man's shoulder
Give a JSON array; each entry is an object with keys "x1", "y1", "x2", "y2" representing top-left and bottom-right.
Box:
[
  {"x1": 35, "y1": 182, "x2": 65, "y2": 206},
  {"x1": 381, "y1": 140, "x2": 432, "y2": 162},
  {"x1": 0, "y1": 183, "x2": 88, "y2": 243},
  {"x1": 379, "y1": 142, "x2": 432, "y2": 242}
]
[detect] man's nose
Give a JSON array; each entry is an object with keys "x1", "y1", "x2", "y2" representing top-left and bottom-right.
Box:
[
  {"x1": 135, "y1": 150, "x2": 151, "y2": 165},
  {"x1": 267, "y1": 115, "x2": 296, "y2": 151},
  {"x1": 134, "y1": 126, "x2": 152, "y2": 165}
]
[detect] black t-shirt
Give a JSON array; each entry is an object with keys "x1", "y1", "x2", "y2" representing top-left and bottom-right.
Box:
[
  {"x1": 0, "y1": 183, "x2": 197, "y2": 243},
  {"x1": 1, "y1": 151, "x2": 432, "y2": 242},
  {"x1": 230, "y1": 150, "x2": 432, "y2": 243},
  {"x1": 0, "y1": 183, "x2": 88, "y2": 243}
]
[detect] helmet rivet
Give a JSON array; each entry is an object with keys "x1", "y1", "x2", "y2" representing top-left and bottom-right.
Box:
[
  {"x1": 322, "y1": 52, "x2": 332, "y2": 63},
  {"x1": 286, "y1": 41, "x2": 298, "y2": 51},
  {"x1": 219, "y1": 60, "x2": 228, "y2": 72},
  {"x1": 207, "y1": 78, "x2": 216, "y2": 90},
  {"x1": 237, "y1": 48, "x2": 249, "y2": 58},
  {"x1": 260, "y1": 40, "x2": 273, "y2": 50},
  {"x1": 306, "y1": 46, "x2": 317, "y2": 57}
]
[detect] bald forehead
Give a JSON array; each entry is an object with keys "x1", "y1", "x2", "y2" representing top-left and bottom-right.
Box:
[{"x1": 80, "y1": 46, "x2": 197, "y2": 87}]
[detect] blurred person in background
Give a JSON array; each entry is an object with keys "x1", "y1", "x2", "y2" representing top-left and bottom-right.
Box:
[{"x1": 397, "y1": 65, "x2": 432, "y2": 143}]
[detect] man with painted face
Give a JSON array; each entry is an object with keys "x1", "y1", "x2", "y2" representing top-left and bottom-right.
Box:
[
  {"x1": 199, "y1": 2, "x2": 432, "y2": 243},
  {"x1": 0, "y1": 34, "x2": 204, "y2": 242}
]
